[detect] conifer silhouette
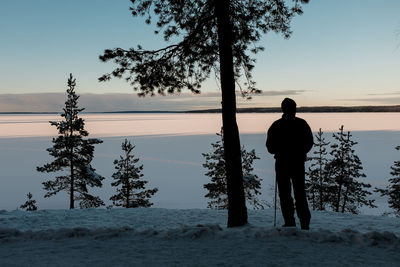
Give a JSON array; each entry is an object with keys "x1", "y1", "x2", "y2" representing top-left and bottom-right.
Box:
[
  {"x1": 110, "y1": 139, "x2": 158, "y2": 208},
  {"x1": 203, "y1": 129, "x2": 263, "y2": 210},
  {"x1": 37, "y1": 74, "x2": 104, "y2": 209},
  {"x1": 375, "y1": 146, "x2": 400, "y2": 217},
  {"x1": 20, "y1": 192, "x2": 38, "y2": 211},
  {"x1": 326, "y1": 126, "x2": 375, "y2": 213},
  {"x1": 306, "y1": 128, "x2": 330, "y2": 210}
]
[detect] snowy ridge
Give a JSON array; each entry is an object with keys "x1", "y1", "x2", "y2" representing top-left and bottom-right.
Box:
[
  {"x1": 1, "y1": 209, "x2": 399, "y2": 266},
  {"x1": 0, "y1": 223, "x2": 399, "y2": 249},
  {"x1": 0, "y1": 224, "x2": 399, "y2": 249},
  {"x1": 0, "y1": 208, "x2": 399, "y2": 247}
]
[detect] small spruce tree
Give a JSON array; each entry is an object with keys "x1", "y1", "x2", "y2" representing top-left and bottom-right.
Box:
[
  {"x1": 110, "y1": 139, "x2": 158, "y2": 208},
  {"x1": 375, "y1": 146, "x2": 400, "y2": 217},
  {"x1": 306, "y1": 128, "x2": 330, "y2": 211},
  {"x1": 326, "y1": 126, "x2": 375, "y2": 213},
  {"x1": 20, "y1": 192, "x2": 38, "y2": 211},
  {"x1": 37, "y1": 74, "x2": 105, "y2": 209},
  {"x1": 203, "y1": 129, "x2": 263, "y2": 210}
]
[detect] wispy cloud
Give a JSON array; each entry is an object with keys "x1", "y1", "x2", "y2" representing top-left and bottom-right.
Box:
[
  {"x1": 188, "y1": 89, "x2": 307, "y2": 97},
  {"x1": 338, "y1": 96, "x2": 400, "y2": 105},
  {"x1": 367, "y1": 91, "x2": 400, "y2": 96},
  {"x1": 258, "y1": 90, "x2": 308, "y2": 96}
]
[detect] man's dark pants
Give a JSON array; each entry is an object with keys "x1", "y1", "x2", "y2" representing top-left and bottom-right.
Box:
[{"x1": 275, "y1": 159, "x2": 311, "y2": 227}]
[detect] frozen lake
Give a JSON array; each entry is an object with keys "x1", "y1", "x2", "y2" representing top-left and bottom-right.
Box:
[
  {"x1": 0, "y1": 113, "x2": 399, "y2": 215},
  {"x1": 1, "y1": 112, "x2": 400, "y2": 138}
]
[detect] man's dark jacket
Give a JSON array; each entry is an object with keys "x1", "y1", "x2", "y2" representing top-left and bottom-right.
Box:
[{"x1": 266, "y1": 115, "x2": 313, "y2": 161}]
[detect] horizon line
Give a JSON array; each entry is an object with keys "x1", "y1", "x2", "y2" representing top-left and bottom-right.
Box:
[{"x1": 1, "y1": 104, "x2": 400, "y2": 114}]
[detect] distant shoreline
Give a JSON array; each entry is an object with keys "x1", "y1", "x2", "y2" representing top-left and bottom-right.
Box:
[
  {"x1": 187, "y1": 105, "x2": 400, "y2": 113},
  {"x1": 1, "y1": 105, "x2": 400, "y2": 114}
]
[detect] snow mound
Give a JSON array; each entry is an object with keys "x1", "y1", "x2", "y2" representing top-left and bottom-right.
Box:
[
  {"x1": 0, "y1": 218, "x2": 398, "y2": 249},
  {"x1": 1, "y1": 209, "x2": 399, "y2": 266}
]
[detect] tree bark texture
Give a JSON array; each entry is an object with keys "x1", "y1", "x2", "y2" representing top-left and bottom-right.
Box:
[{"x1": 214, "y1": 0, "x2": 248, "y2": 227}]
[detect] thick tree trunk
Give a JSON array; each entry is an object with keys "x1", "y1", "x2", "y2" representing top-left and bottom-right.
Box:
[{"x1": 214, "y1": 0, "x2": 247, "y2": 227}]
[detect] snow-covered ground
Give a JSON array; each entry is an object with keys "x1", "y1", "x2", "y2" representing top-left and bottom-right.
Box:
[{"x1": 0, "y1": 208, "x2": 399, "y2": 266}]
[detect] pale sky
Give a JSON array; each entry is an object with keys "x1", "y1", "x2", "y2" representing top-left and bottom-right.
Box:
[{"x1": 0, "y1": 0, "x2": 399, "y2": 111}]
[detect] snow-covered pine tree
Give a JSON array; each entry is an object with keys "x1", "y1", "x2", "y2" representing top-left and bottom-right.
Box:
[
  {"x1": 203, "y1": 129, "x2": 263, "y2": 210},
  {"x1": 110, "y1": 139, "x2": 158, "y2": 208},
  {"x1": 37, "y1": 74, "x2": 104, "y2": 209},
  {"x1": 20, "y1": 192, "x2": 38, "y2": 211},
  {"x1": 306, "y1": 128, "x2": 330, "y2": 211},
  {"x1": 326, "y1": 126, "x2": 375, "y2": 213},
  {"x1": 375, "y1": 146, "x2": 400, "y2": 217}
]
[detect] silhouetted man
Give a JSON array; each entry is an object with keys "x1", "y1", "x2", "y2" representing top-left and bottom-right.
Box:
[{"x1": 266, "y1": 98, "x2": 313, "y2": 230}]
